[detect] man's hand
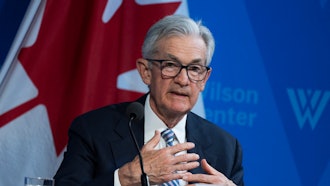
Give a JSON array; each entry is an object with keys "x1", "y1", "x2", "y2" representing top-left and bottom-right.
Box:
[
  {"x1": 118, "y1": 131, "x2": 200, "y2": 186},
  {"x1": 183, "y1": 159, "x2": 237, "y2": 186}
]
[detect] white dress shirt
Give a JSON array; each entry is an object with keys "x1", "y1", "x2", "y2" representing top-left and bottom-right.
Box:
[{"x1": 114, "y1": 95, "x2": 187, "y2": 185}]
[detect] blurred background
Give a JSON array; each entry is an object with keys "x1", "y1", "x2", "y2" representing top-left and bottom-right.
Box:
[{"x1": 0, "y1": 0, "x2": 329, "y2": 186}]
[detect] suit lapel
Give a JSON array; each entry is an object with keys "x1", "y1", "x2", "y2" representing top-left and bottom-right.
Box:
[
  {"x1": 186, "y1": 112, "x2": 217, "y2": 174},
  {"x1": 109, "y1": 97, "x2": 147, "y2": 169}
]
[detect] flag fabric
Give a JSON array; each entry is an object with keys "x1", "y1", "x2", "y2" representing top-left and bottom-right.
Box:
[{"x1": 0, "y1": 0, "x2": 206, "y2": 185}]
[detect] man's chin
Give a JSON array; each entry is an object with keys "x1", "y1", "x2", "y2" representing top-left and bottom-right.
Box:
[{"x1": 167, "y1": 104, "x2": 191, "y2": 114}]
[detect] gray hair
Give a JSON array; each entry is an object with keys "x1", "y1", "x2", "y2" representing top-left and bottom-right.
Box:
[{"x1": 142, "y1": 15, "x2": 215, "y2": 66}]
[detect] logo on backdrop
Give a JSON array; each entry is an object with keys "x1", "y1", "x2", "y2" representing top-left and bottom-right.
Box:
[
  {"x1": 287, "y1": 88, "x2": 330, "y2": 130},
  {"x1": 284, "y1": 87, "x2": 330, "y2": 185}
]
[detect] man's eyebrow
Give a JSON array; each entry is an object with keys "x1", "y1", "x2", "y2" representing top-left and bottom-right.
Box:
[
  {"x1": 190, "y1": 59, "x2": 204, "y2": 64},
  {"x1": 167, "y1": 54, "x2": 204, "y2": 64},
  {"x1": 167, "y1": 54, "x2": 178, "y2": 61}
]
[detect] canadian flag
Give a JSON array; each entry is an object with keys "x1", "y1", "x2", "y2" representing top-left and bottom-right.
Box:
[{"x1": 0, "y1": 0, "x2": 205, "y2": 185}]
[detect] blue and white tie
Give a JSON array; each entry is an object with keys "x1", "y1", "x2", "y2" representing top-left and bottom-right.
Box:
[{"x1": 161, "y1": 128, "x2": 180, "y2": 186}]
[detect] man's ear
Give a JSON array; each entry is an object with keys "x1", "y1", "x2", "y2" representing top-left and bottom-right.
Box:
[
  {"x1": 199, "y1": 68, "x2": 212, "y2": 91},
  {"x1": 136, "y1": 58, "x2": 151, "y2": 85}
]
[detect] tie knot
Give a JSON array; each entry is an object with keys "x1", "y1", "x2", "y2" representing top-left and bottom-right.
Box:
[{"x1": 161, "y1": 128, "x2": 175, "y2": 146}]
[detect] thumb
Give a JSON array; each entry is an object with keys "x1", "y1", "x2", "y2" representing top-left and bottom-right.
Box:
[
  {"x1": 141, "y1": 130, "x2": 161, "y2": 151},
  {"x1": 201, "y1": 159, "x2": 219, "y2": 175}
]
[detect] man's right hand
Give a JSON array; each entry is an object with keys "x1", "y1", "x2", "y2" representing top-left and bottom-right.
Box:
[{"x1": 118, "y1": 130, "x2": 200, "y2": 186}]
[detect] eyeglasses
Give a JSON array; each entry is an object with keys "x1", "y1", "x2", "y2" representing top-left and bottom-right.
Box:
[{"x1": 146, "y1": 59, "x2": 210, "y2": 82}]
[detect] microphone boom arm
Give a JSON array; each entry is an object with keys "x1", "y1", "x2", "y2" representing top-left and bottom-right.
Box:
[{"x1": 128, "y1": 116, "x2": 150, "y2": 186}]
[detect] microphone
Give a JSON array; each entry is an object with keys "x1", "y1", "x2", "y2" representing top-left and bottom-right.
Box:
[{"x1": 126, "y1": 102, "x2": 150, "y2": 186}]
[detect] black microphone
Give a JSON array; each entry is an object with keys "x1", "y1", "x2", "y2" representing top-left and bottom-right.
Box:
[{"x1": 126, "y1": 102, "x2": 150, "y2": 186}]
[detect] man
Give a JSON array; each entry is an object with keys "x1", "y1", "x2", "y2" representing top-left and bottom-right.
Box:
[{"x1": 54, "y1": 15, "x2": 244, "y2": 186}]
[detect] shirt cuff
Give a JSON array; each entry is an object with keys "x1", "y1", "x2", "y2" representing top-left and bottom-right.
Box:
[{"x1": 114, "y1": 169, "x2": 121, "y2": 186}]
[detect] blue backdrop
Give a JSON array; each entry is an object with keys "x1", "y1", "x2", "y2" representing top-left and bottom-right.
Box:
[
  {"x1": 188, "y1": 1, "x2": 330, "y2": 186},
  {"x1": 1, "y1": 1, "x2": 329, "y2": 186}
]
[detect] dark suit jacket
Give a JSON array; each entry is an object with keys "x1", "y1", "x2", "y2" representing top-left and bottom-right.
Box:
[{"x1": 54, "y1": 95, "x2": 244, "y2": 186}]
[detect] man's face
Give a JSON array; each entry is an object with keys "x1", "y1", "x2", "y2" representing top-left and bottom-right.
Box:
[{"x1": 140, "y1": 35, "x2": 211, "y2": 119}]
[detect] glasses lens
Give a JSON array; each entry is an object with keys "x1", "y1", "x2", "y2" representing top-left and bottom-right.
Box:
[
  {"x1": 161, "y1": 61, "x2": 181, "y2": 77},
  {"x1": 187, "y1": 65, "x2": 207, "y2": 81}
]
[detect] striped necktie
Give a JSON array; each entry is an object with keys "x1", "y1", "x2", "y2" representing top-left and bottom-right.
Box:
[{"x1": 161, "y1": 129, "x2": 180, "y2": 186}]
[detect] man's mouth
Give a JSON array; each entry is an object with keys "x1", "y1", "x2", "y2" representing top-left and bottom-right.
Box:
[{"x1": 170, "y1": 91, "x2": 189, "y2": 97}]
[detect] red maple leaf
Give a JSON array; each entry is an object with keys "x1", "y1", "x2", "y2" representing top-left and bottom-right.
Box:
[{"x1": 0, "y1": 0, "x2": 180, "y2": 155}]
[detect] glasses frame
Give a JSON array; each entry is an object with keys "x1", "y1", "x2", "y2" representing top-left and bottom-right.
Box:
[{"x1": 146, "y1": 58, "x2": 210, "y2": 82}]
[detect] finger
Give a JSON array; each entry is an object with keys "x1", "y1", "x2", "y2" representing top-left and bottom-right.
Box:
[
  {"x1": 142, "y1": 130, "x2": 161, "y2": 151},
  {"x1": 165, "y1": 171, "x2": 194, "y2": 183},
  {"x1": 183, "y1": 160, "x2": 234, "y2": 185},
  {"x1": 173, "y1": 153, "x2": 200, "y2": 165},
  {"x1": 173, "y1": 161, "x2": 200, "y2": 172},
  {"x1": 201, "y1": 159, "x2": 220, "y2": 175},
  {"x1": 182, "y1": 173, "x2": 212, "y2": 183},
  {"x1": 168, "y1": 142, "x2": 195, "y2": 154}
]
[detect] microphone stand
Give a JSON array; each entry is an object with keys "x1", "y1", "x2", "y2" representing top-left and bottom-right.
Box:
[{"x1": 128, "y1": 117, "x2": 150, "y2": 186}]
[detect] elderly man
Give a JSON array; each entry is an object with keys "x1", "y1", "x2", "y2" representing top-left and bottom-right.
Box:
[{"x1": 54, "y1": 15, "x2": 244, "y2": 186}]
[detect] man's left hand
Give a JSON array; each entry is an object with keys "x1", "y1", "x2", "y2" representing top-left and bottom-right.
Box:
[{"x1": 183, "y1": 159, "x2": 236, "y2": 186}]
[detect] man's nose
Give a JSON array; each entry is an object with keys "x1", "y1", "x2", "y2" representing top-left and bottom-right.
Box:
[{"x1": 174, "y1": 68, "x2": 190, "y2": 85}]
